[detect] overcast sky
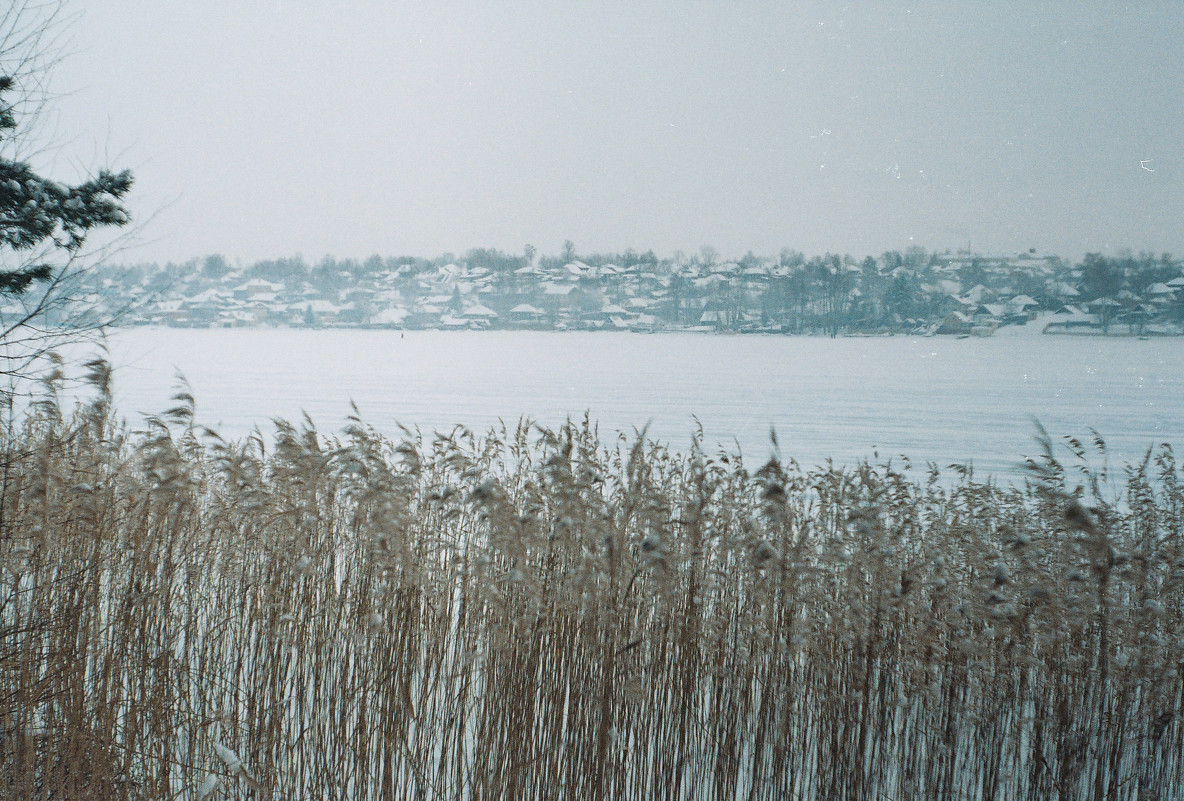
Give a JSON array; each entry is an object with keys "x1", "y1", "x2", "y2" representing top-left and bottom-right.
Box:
[{"x1": 39, "y1": 1, "x2": 1184, "y2": 264}]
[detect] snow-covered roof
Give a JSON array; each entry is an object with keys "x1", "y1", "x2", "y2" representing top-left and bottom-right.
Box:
[
  {"x1": 188, "y1": 288, "x2": 228, "y2": 303},
  {"x1": 233, "y1": 279, "x2": 283, "y2": 292},
  {"x1": 461, "y1": 303, "x2": 497, "y2": 317},
  {"x1": 300, "y1": 300, "x2": 340, "y2": 313},
  {"x1": 371, "y1": 308, "x2": 407, "y2": 324}
]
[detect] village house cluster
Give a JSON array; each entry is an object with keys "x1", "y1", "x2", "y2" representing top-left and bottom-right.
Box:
[{"x1": 67, "y1": 248, "x2": 1184, "y2": 336}]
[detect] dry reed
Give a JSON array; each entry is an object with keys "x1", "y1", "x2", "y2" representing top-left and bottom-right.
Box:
[{"x1": 0, "y1": 363, "x2": 1181, "y2": 800}]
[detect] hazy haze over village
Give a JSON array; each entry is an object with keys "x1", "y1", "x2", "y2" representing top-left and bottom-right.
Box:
[{"x1": 50, "y1": 1, "x2": 1184, "y2": 265}]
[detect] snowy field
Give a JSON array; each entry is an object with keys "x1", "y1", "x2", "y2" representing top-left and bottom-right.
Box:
[{"x1": 79, "y1": 325, "x2": 1184, "y2": 480}]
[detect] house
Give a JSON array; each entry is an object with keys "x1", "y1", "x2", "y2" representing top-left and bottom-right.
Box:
[
  {"x1": 563, "y1": 261, "x2": 593, "y2": 280},
  {"x1": 933, "y1": 294, "x2": 974, "y2": 316},
  {"x1": 459, "y1": 303, "x2": 498, "y2": 327},
  {"x1": 971, "y1": 304, "x2": 1006, "y2": 330},
  {"x1": 965, "y1": 284, "x2": 991, "y2": 304},
  {"x1": 439, "y1": 314, "x2": 469, "y2": 329},
  {"x1": 536, "y1": 282, "x2": 578, "y2": 313},
  {"x1": 157, "y1": 299, "x2": 189, "y2": 326},
  {"x1": 1046, "y1": 281, "x2": 1080, "y2": 299},
  {"x1": 231, "y1": 279, "x2": 284, "y2": 300},
  {"x1": 936, "y1": 311, "x2": 972, "y2": 335},
  {"x1": 1086, "y1": 297, "x2": 1122, "y2": 326},
  {"x1": 1005, "y1": 295, "x2": 1040, "y2": 320},
  {"x1": 508, "y1": 303, "x2": 547, "y2": 326},
  {"x1": 370, "y1": 307, "x2": 408, "y2": 328},
  {"x1": 629, "y1": 313, "x2": 660, "y2": 332},
  {"x1": 1146, "y1": 283, "x2": 1177, "y2": 301},
  {"x1": 403, "y1": 303, "x2": 443, "y2": 329},
  {"x1": 1043, "y1": 306, "x2": 1099, "y2": 334},
  {"x1": 218, "y1": 309, "x2": 259, "y2": 327},
  {"x1": 294, "y1": 299, "x2": 343, "y2": 326}
]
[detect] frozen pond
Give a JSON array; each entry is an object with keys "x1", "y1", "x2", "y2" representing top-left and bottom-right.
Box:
[{"x1": 73, "y1": 326, "x2": 1184, "y2": 480}]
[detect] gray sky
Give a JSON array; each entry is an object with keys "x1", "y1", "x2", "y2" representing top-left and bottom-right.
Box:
[{"x1": 42, "y1": 1, "x2": 1184, "y2": 263}]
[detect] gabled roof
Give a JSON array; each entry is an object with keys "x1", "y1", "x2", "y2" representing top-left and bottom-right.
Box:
[
  {"x1": 188, "y1": 288, "x2": 229, "y2": 303},
  {"x1": 461, "y1": 303, "x2": 497, "y2": 318}
]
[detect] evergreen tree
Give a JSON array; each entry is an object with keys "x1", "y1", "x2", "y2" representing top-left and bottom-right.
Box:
[
  {"x1": 0, "y1": 71, "x2": 133, "y2": 381},
  {"x1": 0, "y1": 76, "x2": 133, "y2": 296}
]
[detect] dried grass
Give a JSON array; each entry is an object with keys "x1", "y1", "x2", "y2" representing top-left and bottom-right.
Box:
[{"x1": 0, "y1": 364, "x2": 1181, "y2": 800}]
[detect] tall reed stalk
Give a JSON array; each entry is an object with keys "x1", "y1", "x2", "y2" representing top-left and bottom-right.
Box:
[{"x1": 0, "y1": 366, "x2": 1181, "y2": 800}]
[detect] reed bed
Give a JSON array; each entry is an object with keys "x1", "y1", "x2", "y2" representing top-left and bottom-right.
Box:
[{"x1": 1, "y1": 363, "x2": 1182, "y2": 800}]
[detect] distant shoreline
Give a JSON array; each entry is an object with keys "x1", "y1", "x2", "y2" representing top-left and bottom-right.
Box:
[
  {"x1": 104, "y1": 320, "x2": 1184, "y2": 338},
  {"x1": 76, "y1": 250, "x2": 1183, "y2": 337}
]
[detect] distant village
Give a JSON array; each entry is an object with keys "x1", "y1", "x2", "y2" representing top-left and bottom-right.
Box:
[{"x1": 71, "y1": 246, "x2": 1184, "y2": 336}]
